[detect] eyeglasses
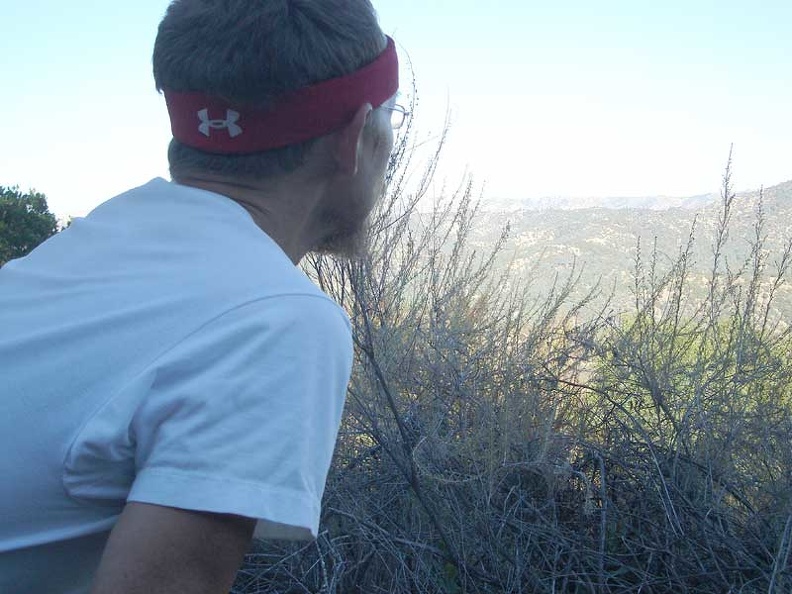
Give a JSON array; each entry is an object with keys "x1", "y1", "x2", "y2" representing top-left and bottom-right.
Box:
[{"x1": 382, "y1": 104, "x2": 410, "y2": 130}]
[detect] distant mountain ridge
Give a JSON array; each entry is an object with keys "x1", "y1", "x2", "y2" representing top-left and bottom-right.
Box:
[
  {"x1": 469, "y1": 178, "x2": 792, "y2": 316},
  {"x1": 486, "y1": 192, "x2": 719, "y2": 211}
]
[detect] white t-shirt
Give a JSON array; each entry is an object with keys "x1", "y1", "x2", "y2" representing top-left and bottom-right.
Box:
[{"x1": 0, "y1": 178, "x2": 353, "y2": 593}]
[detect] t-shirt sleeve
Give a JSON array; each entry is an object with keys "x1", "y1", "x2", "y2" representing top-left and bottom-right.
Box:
[{"x1": 126, "y1": 295, "x2": 352, "y2": 540}]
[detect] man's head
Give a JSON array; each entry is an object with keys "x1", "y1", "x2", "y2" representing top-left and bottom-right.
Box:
[{"x1": 152, "y1": 0, "x2": 398, "y2": 257}]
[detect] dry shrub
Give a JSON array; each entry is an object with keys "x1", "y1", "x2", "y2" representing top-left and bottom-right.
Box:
[{"x1": 232, "y1": 127, "x2": 792, "y2": 593}]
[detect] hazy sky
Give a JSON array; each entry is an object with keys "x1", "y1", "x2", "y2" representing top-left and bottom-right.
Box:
[{"x1": 1, "y1": 0, "x2": 790, "y2": 218}]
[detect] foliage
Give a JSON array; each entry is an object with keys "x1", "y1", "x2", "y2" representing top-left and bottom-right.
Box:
[
  {"x1": 231, "y1": 125, "x2": 792, "y2": 593},
  {"x1": 0, "y1": 186, "x2": 59, "y2": 266}
]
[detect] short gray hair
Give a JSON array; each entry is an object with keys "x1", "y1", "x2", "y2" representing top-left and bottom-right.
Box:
[{"x1": 153, "y1": 0, "x2": 386, "y2": 180}]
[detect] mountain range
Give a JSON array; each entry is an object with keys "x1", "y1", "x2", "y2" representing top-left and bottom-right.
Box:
[
  {"x1": 485, "y1": 192, "x2": 718, "y2": 212},
  {"x1": 469, "y1": 179, "x2": 792, "y2": 319}
]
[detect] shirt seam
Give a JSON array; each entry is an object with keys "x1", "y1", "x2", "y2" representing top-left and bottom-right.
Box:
[{"x1": 133, "y1": 467, "x2": 316, "y2": 495}]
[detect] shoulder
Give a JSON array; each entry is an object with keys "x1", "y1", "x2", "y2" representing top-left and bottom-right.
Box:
[{"x1": 192, "y1": 293, "x2": 353, "y2": 374}]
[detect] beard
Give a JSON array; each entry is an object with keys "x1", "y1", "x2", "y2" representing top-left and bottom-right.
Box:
[
  {"x1": 312, "y1": 208, "x2": 372, "y2": 259},
  {"x1": 312, "y1": 167, "x2": 387, "y2": 259}
]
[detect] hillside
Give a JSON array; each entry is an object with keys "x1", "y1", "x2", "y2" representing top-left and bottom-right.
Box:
[{"x1": 471, "y1": 179, "x2": 792, "y2": 317}]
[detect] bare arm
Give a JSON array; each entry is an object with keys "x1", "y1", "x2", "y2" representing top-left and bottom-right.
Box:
[{"x1": 90, "y1": 502, "x2": 256, "y2": 594}]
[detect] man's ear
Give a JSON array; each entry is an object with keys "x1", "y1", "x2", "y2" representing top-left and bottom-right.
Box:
[{"x1": 334, "y1": 103, "x2": 373, "y2": 176}]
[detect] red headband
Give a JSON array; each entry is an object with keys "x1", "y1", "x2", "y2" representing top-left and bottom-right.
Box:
[{"x1": 163, "y1": 36, "x2": 398, "y2": 154}]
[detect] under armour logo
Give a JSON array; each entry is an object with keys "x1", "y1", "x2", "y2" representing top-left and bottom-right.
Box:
[{"x1": 197, "y1": 108, "x2": 243, "y2": 138}]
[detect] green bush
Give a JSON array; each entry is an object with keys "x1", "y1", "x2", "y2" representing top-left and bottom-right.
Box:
[{"x1": 0, "y1": 186, "x2": 59, "y2": 266}]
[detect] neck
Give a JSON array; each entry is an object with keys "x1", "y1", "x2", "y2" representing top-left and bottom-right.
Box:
[{"x1": 174, "y1": 173, "x2": 326, "y2": 264}]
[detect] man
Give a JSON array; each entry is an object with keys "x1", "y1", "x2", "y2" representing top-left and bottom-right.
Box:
[{"x1": 0, "y1": 1, "x2": 403, "y2": 592}]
